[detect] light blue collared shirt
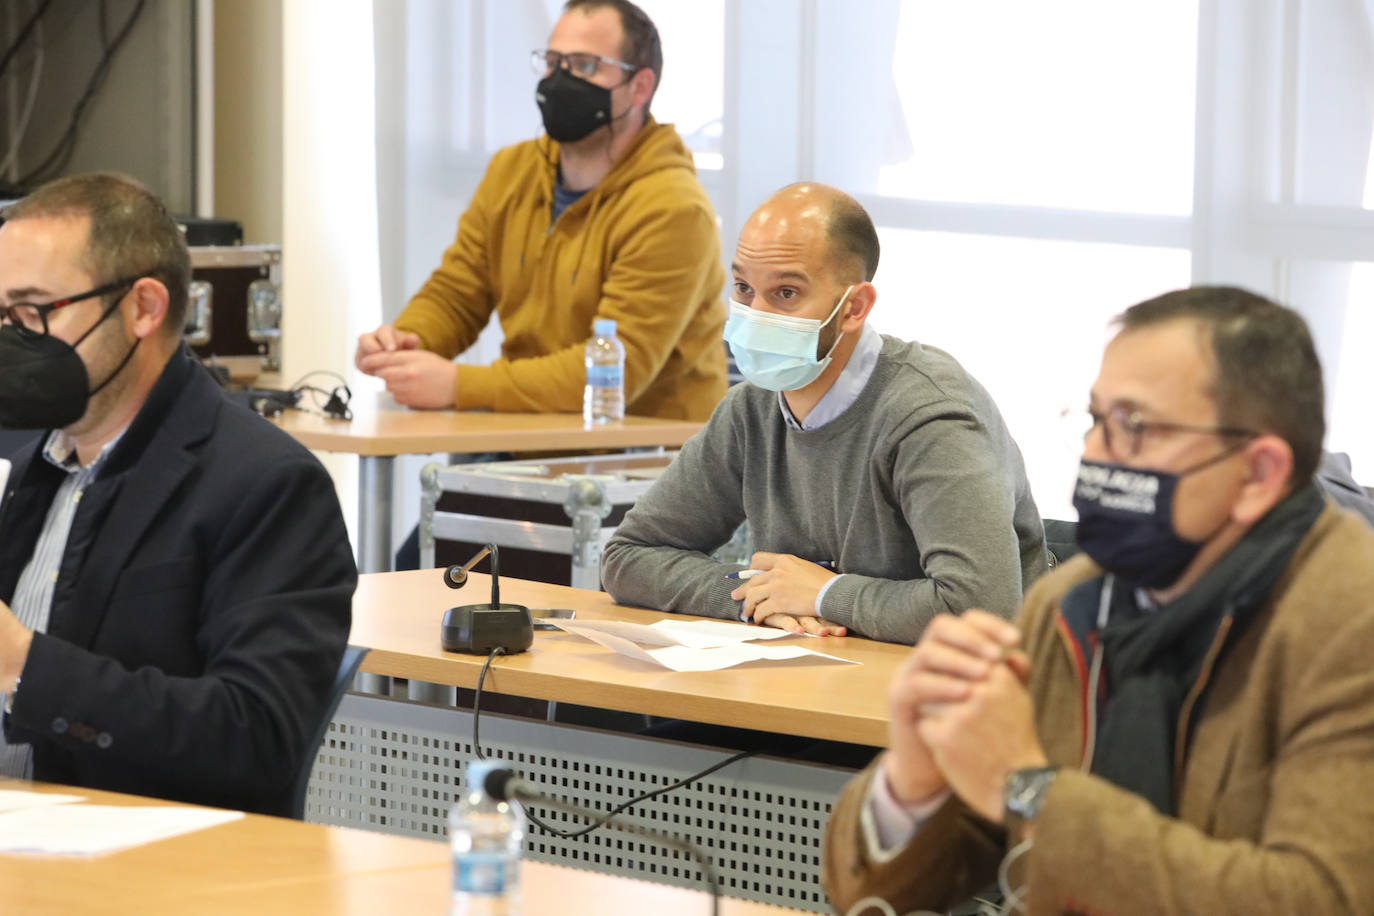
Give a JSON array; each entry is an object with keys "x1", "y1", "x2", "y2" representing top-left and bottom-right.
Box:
[
  {"x1": 1, "y1": 429, "x2": 125, "y2": 778},
  {"x1": 775, "y1": 323, "x2": 883, "y2": 613},
  {"x1": 777, "y1": 323, "x2": 883, "y2": 431}
]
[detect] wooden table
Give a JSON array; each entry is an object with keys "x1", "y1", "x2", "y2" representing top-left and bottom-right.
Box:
[
  {"x1": 2, "y1": 780, "x2": 806, "y2": 914},
  {"x1": 327, "y1": 569, "x2": 898, "y2": 911},
  {"x1": 272, "y1": 394, "x2": 703, "y2": 573},
  {"x1": 352, "y1": 569, "x2": 906, "y2": 747}
]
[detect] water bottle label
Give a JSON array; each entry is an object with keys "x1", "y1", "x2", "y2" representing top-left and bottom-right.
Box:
[
  {"x1": 454, "y1": 852, "x2": 508, "y2": 895},
  {"x1": 586, "y1": 365, "x2": 622, "y2": 388}
]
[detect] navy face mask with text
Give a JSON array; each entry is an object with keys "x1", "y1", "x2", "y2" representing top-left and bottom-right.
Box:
[{"x1": 1071, "y1": 459, "x2": 1205, "y2": 589}]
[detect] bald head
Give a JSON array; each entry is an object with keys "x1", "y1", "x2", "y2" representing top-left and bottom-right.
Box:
[{"x1": 747, "y1": 183, "x2": 880, "y2": 284}]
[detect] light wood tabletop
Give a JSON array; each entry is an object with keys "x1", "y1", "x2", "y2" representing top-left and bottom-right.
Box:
[
  {"x1": 352, "y1": 569, "x2": 908, "y2": 747},
  {"x1": 272, "y1": 393, "x2": 704, "y2": 457},
  {"x1": 2, "y1": 780, "x2": 807, "y2": 914}
]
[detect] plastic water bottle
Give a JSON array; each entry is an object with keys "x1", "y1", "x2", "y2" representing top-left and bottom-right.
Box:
[
  {"x1": 450, "y1": 759, "x2": 526, "y2": 915},
  {"x1": 583, "y1": 318, "x2": 625, "y2": 424}
]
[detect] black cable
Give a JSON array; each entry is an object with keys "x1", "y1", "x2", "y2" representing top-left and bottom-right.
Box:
[
  {"x1": 16, "y1": 0, "x2": 147, "y2": 187},
  {"x1": 0, "y1": 0, "x2": 55, "y2": 85},
  {"x1": 512, "y1": 788, "x2": 723, "y2": 916},
  {"x1": 288, "y1": 369, "x2": 350, "y2": 390},
  {"x1": 470, "y1": 645, "x2": 506, "y2": 760},
  {"x1": 470, "y1": 642, "x2": 755, "y2": 833},
  {"x1": 520, "y1": 747, "x2": 754, "y2": 841},
  {"x1": 469, "y1": 644, "x2": 753, "y2": 916}
]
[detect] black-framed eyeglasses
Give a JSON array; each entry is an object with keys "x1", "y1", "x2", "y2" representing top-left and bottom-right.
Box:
[
  {"x1": 530, "y1": 48, "x2": 636, "y2": 80},
  {"x1": 0, "y1": 276, "x2": 144, "y2": 339},
  {"x1": 1061, "y1": 405, "x2": 1257, "y2": 460}
]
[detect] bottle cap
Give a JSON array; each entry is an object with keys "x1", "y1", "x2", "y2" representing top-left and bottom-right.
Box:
[
  {"x1": 466, "y1": 759, "x2": 501, "y2": 796},
  {"x1": 593, "y1": 318, "x2": 616, "y2": 337}
]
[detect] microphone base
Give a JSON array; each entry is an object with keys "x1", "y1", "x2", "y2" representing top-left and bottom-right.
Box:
[{"x1": 441, "y1": 603, "x2": 533, "y2": 654}]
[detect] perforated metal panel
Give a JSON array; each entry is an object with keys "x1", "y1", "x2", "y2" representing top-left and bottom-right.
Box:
[{"x1": 305, "y1": 693, "x2": 850, "y2": 912}]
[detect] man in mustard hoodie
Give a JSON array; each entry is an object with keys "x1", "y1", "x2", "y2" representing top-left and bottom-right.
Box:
[{"x1": 355, "y1": 0, "x2": 726, "y2": 420}]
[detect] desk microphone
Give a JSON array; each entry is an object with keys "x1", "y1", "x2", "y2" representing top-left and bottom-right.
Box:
[
  {"x1": 441, "y1": 544, "x2": 533, "y2": 654},
  {"x1": 481, "y1": 767, "x2": 721, "y2": 916}
]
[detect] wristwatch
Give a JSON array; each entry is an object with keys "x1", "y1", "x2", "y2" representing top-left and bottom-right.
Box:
[{"x1": 1003, "y1": 766, "x2": 1057, "y2": 824}]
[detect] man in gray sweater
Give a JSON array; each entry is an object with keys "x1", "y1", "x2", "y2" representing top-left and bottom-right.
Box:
[{"x1": 601, "y1": 183, "x2": 1047, "y2": 645}]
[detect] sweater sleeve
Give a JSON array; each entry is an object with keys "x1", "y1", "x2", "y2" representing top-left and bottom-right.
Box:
[
  {"x1": 393, "y1": 166, "x2": 498, "y2": 360},
  {"x1": 818, "y1": 403, "x2": 1028, "y2": 644},
  {"x1": 600, "y1": 396, "x2": 750, "y2": 619},
  {"x1": 454, "y1": 198, "x2": 721, "y2": 412}
]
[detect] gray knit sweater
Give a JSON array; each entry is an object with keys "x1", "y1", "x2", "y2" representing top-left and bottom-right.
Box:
[{"x1": 601, "y1": 335, "x2": 1048, "y2": 644}]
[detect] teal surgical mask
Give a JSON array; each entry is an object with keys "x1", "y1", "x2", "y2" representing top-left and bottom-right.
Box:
[{"x1": 724, "y1": 286, "x2": 854, "y2": 392}]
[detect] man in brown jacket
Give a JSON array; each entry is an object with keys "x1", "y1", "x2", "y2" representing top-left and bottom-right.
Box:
[{"x1": 823, "y1": 287, "x2": 1374, "y2": 915}]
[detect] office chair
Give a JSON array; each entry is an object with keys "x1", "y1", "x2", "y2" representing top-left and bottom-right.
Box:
[
  {"x1": 1043, "y1": 518, "x2": 1079, "y2": 568},
  {"x1": 288, "y1": 644, "x2": 369, "y2": 820}
]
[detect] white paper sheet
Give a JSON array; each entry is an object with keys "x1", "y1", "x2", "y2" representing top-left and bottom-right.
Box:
[
  {"x1": 0, "y1": 790, "x2": 85, "y2": 814},
  {"x1": 553, "y1": 618, "x2": 793, "y2": 650},
  {"x1": 550, "y1": 619, "x2": 858, "y2": 672},
  {"x1": 0, "y1": 805, "x2": 244, "y2": 856}
]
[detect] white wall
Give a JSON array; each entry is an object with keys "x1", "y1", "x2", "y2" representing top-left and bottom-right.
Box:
[{"x1": 282, "y1": 0, "x2": 384, "y2": 545}]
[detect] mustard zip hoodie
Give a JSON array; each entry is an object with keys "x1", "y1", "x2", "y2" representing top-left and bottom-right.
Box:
[{"x1": 395, "y1": 119, "x2": 727, "y2": 419}]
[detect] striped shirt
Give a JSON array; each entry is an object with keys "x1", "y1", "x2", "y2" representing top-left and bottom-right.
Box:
[{"x1": 0, "y1": 429, "x2": 124, "y2": 778}]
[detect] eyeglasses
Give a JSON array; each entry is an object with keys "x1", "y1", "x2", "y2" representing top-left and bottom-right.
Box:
[
  {"x1": 1061, "y1": 405, "x2": 1257, "y2": 460},
  {"x1": 530, "y1": 48, "x2": 636, "y2": 80},
  {"x1": 0, "y1": 276, "x2": 144, "y2": 339}
]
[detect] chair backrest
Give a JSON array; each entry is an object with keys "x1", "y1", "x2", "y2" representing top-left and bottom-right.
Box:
[
  {"x1": 1042, "y1": 518, "x2": 1079, "y2": 568},
  {"x1": 287, "y1": 644, "x2": 368, "y2": 819}
]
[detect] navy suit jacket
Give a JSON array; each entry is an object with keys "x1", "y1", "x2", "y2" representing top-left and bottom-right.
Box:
[{"x1": 0, "y1": 347, "x2": 356, "y2": 815}]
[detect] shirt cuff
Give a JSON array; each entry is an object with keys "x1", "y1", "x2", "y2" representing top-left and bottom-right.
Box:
[
  {"x1": 814, "y1": 573, "x2": 844, "y2": 616},
  {"x1": 860, "y1": 760, "x2": 952, "y2": 862}
]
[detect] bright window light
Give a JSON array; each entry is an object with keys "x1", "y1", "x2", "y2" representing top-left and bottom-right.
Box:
[
  {"x1": 635, "y1": 0, "x2": 724, "y2": 168},
  {"x1": 816, "y1": 1, "x2": 1199, "y2": 214},
  {"x1": 868, "y1": 230, "x2": 1192, "y2": 517}
]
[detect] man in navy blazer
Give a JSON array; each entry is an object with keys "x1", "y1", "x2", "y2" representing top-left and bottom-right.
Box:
[{"x1": 0, "y1": 172, "x2": 356, "y2": 815}]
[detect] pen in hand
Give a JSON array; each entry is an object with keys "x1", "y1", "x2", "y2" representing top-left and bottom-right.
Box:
[{"x1": 725, "y1": 560, "x2": 835, "y2": 581}]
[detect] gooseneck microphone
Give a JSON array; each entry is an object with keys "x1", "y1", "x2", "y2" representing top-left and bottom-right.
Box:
[
  {"x1": 444, "y1": 544, "x2": 501, "y2": 605},
  {"x1": 440, "y1": 544, "x2": 533, "y2": 654},
  {"x1": 481, "y1": 767, "x2": 721, "y2": 916}
]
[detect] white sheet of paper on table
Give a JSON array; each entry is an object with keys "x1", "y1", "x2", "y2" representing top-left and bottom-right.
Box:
[
  {"x1": 0, "y1": 805, "x2": 244, "y2": 856},
  {"x1": 550, "y1": 619, "x2": 858, "y2": 672},
  {"x1": 553, "y1": 618, "x2": 794, "y2": 650},
  {"x1": 0, "y1": 790, "x2": 86, "y2": 814}
]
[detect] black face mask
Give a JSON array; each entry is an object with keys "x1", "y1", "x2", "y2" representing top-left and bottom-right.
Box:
[
  {"x1": 535, "y1": 67, "x2": 615, "y2": 143},
  {"x1": 0, "y1": 298, "x2": 139, "y2": 430}
]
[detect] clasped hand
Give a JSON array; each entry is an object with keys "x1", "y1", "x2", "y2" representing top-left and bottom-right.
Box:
[
  {"x1": 355, "y1": 325, "x2": 457, "y2": 409},
  {"x1": 884, "y1": 610, "x2": 1047, "y2": 823},
  {"x1": 732, "y1": 551, "x2": 846, "y2": 636},
  {"x1": 0, "y1": 599, "x2": 32, "y2": 693}
]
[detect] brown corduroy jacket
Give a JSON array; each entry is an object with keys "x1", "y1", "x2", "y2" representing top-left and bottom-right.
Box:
[{"x1": 823, "y1": 505, "x2": 1374, "y2": 915}]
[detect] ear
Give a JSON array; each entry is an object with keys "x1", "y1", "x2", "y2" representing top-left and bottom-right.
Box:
[
  {"x1": 126, "y1": 276, "x2": 171, "y2": 341},
  {"x1": 1232, "y1": 434, "x2": 1294, "y2": 525},
  {"x1": 838, "y1": 282, "x2": 877, "y2": 332},
  {"x1": 629, "y1": 67, "x2": 655, "y2": 112}
]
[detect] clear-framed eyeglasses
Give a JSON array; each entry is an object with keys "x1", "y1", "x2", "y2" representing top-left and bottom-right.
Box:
[{"x1": 530, "y1": 48, "x2": 636, "y2": 80}]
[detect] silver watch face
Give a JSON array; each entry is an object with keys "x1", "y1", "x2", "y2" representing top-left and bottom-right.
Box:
[{"x1": 1005, "y1": 768, "x2": 1057, "y2": 820}]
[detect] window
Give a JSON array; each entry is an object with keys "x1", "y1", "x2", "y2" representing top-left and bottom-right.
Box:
[
  {"x1": 870, "y1": 231, "x2": 1191, "y2": 517},
  {"x1": 812, "y1": 0, "x2": 1198, "y2": 214},
  {"x1": 636, "y1": 0, "x2": 725, "y2": 170}
]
